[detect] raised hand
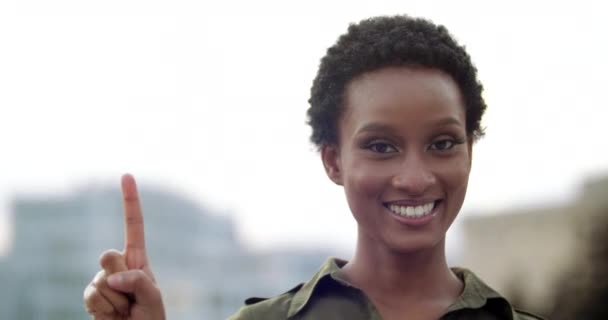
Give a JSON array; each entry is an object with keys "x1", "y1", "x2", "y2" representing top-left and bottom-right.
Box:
[{"x1": 84, "y1": 174, "x2": 166, "y2": 320}]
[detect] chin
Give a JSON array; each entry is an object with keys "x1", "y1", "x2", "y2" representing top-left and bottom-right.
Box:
[{"x1": 384, "y1": 233, "x2": 446, "y2": 255}]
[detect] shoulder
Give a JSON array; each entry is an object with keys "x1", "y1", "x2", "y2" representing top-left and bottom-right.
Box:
[
  {"x1": 228, "y1": 257, "x2": 347, "y2": 319},
  {"x1": 451, "y1": 268, "x2": 545, "y2": 320},
  {"x1": 513, "y1": 309, "x2": 546, "y2": 320},
  {"x1": 226, "y1": 284, "x2": 302, "y2": 320}
]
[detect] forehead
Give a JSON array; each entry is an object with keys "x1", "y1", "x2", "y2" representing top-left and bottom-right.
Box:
[{"x1": 342, "y1": 67, "x2": 465, "y2": 129}]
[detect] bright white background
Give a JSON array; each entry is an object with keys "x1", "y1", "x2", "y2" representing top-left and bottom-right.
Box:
[{"x1": 1, "y1": 0, "x2": 607, "y2": 255}]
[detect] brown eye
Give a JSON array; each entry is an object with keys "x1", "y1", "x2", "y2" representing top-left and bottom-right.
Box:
[
  {"x1": 430, "y1": 139, "x2": 455, "y2": 151},
  {"x1": 368, "y1": 142, "x2": 397, "y2": 153}
]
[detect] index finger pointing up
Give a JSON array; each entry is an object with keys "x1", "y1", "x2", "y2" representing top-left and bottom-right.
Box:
[{"x1": 121, "y1": 173, "x2": 148, "y2": 269}]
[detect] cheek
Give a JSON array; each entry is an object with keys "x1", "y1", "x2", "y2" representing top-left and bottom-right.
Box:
[
  {"x1": 450, "y1": 163, "x2": 470, "y2": 186},
  {"x1": 439, "y1": 156, "x2": 471, "y2": 201},
  {"x1": 344, "y1": 170, "x2": 378, "y2": 201},
  {"x1": 342, "y1": 161, "x2": 388, "y2": 210}
]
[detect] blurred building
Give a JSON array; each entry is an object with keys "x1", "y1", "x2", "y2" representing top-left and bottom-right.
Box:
[
  {"x1": 460, "y1": 175, "x2": 608, "y2": 316},
  {"x1": 0, "y1": 185, "x2": 330, "y2": 320}
]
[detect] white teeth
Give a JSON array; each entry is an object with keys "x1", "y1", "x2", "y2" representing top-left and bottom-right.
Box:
[
  {"x1": 388, "y1": 202, "x2": 436, "y2": 218},
  {"x1": 406, "y1": 206, "x2": 415, "y2": 216}
]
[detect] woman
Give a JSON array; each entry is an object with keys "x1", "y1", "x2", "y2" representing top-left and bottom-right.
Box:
[{"x1": 84, "y1": 15, "x2": 543, "y2": 320}]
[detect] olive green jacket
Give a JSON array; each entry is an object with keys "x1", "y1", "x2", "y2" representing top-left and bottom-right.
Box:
[{"x1": 228, "y1": 258, "x2": 543, "y2": 320}]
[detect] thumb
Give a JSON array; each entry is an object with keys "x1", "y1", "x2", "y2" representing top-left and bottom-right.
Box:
[{"x1": 107, "y1": 270, "x2": 162, "y2": 307}]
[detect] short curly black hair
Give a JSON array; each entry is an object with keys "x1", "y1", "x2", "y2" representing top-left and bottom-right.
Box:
[{"x1": 307, "y1": 15, "x2": 486, "y2": 148}]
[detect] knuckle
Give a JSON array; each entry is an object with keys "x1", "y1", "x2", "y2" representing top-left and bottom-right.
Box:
[
  {"x1": 132, "y1": 269, "x2": 152, "y2": 288},
  {"x1": 85, "y1": 289, "x2": 105, "y2": 309},
  {"x1": 123, "y1": 192, "x2": 139, "y2": 202},
  {"x1": 125, "y1": 243, "x2": 144, "y2": 251},
  {"x1": 133, "y1": 269, "x2": 148, "y2": 282},
  {"x1": 99, "y1": 249, "x2": 123, "y2": 268},
  {"x1": 92, "y1": 270, "x2": 107, "y2": 287},
  {"x1": 83, "y1": 283, "x2": 96, "y2": 302},
  {"x1": 99, "y1": 286, "x2": 130, "y2": 315},
  {"x1": 112, "y1": 295, "x2": 131, "y2": 313},
  {"x1": 125, "y1": 216, "x2": 143, "y2": 225}
]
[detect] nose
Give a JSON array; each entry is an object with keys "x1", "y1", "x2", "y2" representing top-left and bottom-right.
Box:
[{"x1": 391, "y1": 154, "x2": 436, "y2": 195}]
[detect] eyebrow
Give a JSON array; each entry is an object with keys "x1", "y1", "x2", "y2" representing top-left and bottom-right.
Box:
[
  {"x1": 356, "y1": 123, "x2": 395, "y2": 134},
  {"x1": 356, "y1": 117, "x2": 463, "y2": 134},
  {"x1": 434, "y1": 117, "x2": 463, "y2": 127}
]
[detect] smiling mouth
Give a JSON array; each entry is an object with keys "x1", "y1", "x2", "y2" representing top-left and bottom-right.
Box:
[{"x1": 384, "y1": 200, "x2": 441, "y2": 218}]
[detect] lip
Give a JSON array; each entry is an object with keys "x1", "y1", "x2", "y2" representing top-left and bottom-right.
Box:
[
  {"x1": 384, "y1": 198, "x2": 439, "y2": 206},
  {"x1": 384, "y1": 200, "x2": 442, "y2": 227}
]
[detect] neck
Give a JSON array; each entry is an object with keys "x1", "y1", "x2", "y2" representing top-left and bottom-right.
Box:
[{"x1": 341, "y1": 231, "x2": 461, "y2": 300}]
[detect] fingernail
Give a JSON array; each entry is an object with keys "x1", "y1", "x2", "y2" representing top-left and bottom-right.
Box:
[{"x1": 107, "y1": 274, "x2": 122, "y2": 287}]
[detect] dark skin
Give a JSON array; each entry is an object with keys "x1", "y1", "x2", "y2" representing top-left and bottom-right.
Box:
[
  {"x1": 321, "y1": 67, "x2": 470, "y2": 320},
  {"x1": 84, "y1": 67, "x2": 471, "y2": 320},
  {"x1": 339, "y1": 241, "x2": 463, "y2": 320},
  {"x1": 83, "y1": 174, "x2": 165, "y2": 320}
]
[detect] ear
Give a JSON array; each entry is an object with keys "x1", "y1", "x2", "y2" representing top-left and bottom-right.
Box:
[{"x1": 321, "y1": 144, "x2": 343, "y2": 186}]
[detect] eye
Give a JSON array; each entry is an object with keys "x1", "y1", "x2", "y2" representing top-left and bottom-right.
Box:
[
  {"x1": 429, "y1": 139, "x2": 456, "y2": 151},
  {"x1": 367, "y1": 142, "x2": 398, "y2": 154}
]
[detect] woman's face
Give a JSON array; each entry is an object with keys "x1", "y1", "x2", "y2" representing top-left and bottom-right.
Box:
[{"x1": 322, "y1": 67, "x2": 471, "y2": 253}]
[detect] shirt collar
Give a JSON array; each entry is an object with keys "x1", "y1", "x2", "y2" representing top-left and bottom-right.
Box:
[
  {"x1": 445, "y1": 267, "x2": 505, "y2": 311},
  {"x1": 287, "y1": 257, "x2": 346, "y2": 318},
  {"x1": 287, "y1": 257, "x2": 512, "y2": 319}
]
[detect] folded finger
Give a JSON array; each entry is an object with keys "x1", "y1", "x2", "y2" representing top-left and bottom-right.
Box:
[
  {"x1": 99, "y1": 249, "x2": 128, "y2": 274},
  {"x1": 84, "y1": 281, "x2": 115, "y2": 315},
  {"x1": 92, "y1": 270, "x2": 131, "y2": 316},
  {"x1": 107, "y1": 269, "x2": 162, "y2": 307}
]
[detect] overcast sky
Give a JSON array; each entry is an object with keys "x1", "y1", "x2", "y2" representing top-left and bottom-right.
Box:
[{"x1": 1, "y1": 0, "x2": 607, "y2": 256}]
